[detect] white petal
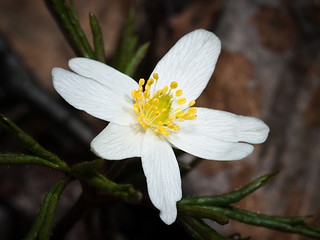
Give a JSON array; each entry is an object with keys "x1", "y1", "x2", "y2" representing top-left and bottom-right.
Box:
[
  {"x1": 179, "y1": 107, "x2": 270, "y2": 144},
  {"x1": 52, "y1": 68, "x2": 136, "y2": 125},
  {"x1": 141, "y1": 130, "x2": 182, "y2": 224},
  {"x1": 151, "y1": 29, "x2": 221, "y2": 108},
  {"x1": 167, "y1": 107, "x2": 270, "y2": 160},
  {"x1": 69, "y1": 58, "x2": 138, "y2": 95},
  {"x1": 90, "y1": 123, "x2": 145, "y2": 160}
]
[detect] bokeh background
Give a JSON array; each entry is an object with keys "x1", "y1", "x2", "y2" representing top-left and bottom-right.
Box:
[{"x1": 0, "y1": 0, "x2": 320, "y2": 239}]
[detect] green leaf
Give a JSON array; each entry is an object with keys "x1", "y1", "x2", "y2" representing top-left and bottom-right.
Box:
[
  {"x1": 89, "y1": 12, "x2": 105, "y2": 63},
  {"x1": 0, "y1": 115, "x2": 69, "y2": 172},
  {"x1": 112, "y1": 9, "x2": 149, "y2": 77},
  {"x1": 179, "y1": 216, "x2": 228, "y2": 240},
  {"x1": 123, "y1": 42, "x2": 150, "y2": 77},
  {"x1": 45, "y1": 0, "x2": 94, "y2": 59},
  {"x1": 71, "y1": 160, "x2": 142, "y2": 204},
  {"x1": 178, "y1": 204, "x2": 229, "y2": 225},
  {"x1": 179, "y1": 172, "x2": 277, "y2": 206},
  {"x1": 0, "y1": 154, "x2": 68, "y2": 172},
  {"x1": 24, "y1": 177, "x2": 70, "y2": 240},
  {"x1": 203, "y1": 206, "x2": 320, "y2": 239}
]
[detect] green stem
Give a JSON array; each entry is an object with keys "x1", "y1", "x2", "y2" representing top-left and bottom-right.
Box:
[
  {"x1": 89, "y1": 12, "x2": 105, "y2": 63},
  {"x1": 45, "y1": 0, "x2": 94, "y2": 58},
  {"x1": 204, "y1": 206, "x2": 320, "y2": 239},
  {"x1": 0, "y1": 114, "x2": 69, "y2": 172},
  {"x1": 178, "y1": 204, "x2": 229, "y2": 225},
  {"x1": 180, "y1": 172, "x2": 277, "y2": 206}
]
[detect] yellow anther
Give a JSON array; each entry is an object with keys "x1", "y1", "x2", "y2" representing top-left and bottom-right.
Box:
[
  {"x1": 177, "y1": 98, "x2": 186, "y2": 105},
  {"x1": 133, "y1": 73, "x2": 189, "y2": 134},
  {"x1": 152, "y1": 98, "x2": 159, "y2": 105},
  {"x1": 167, "y1": 123, "x2": 174, "y2": 129},
  {"x1": 170, "y1": 81, "x2": 178, "y2": 89},
  {"x1": 147, "y1": 78, "x2": 154, "y2": 85},
  {"x1": 189, "y1": 100, "x2": 196, "y2": 106},
  {"x1": 164, "y1": 120, "x2": 172, "y2": 125},
  {"x1": 139, "y1": 78, "x2": 145, "y2": 86},
  {"x1": 132, "y1": 90, "x2": 137, "y2": 99},
  {"x1": 161, "y1": 108, "x2": 168, "y2": 114},
  {"x1": 188, "y1": 115, "x2": 197, "y2": 120},
  {"x1": 175, "y1": 90, "x2": 183, "y2": 97},
  {"x1": 153, "y1": 73, "x2": 159, "y2": 80},
  {"x1": 187, "y1": 107, "x2": 197, "y2": 115},
  {"x1": 143, "y1": 91, "x2": 150, "y2": 98},
  {"x1": 176, "y1": 112, "x2": 184, "y2": 118},
  {"x1": 139, "y1": 113, "x2": 145, "y2": 118}
]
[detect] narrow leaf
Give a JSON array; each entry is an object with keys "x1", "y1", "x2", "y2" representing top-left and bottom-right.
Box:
[
  {"x1": 179, "y1": 216, "x2": 228, "y2": 240},
  {"x1": 25, "y1": 177, "x2": 70, "y2": 240},
  {"x1": 71, "y1": 160, "x2": 142, "y2": 204},
  {"x1": 123, "y1": 42, "x2": 150, "y2": 77},
  {"x1": 89, "y1": 12, "x2": 105, "y2": 63},
  {"x1": 0, "y1": 115, "x2": 69, "y2": 172},
  {"x1": 0, "y1": 154, "x2": 68, "y2": 172},
  {"x1": 111, "y1": 9, "x2": 149, "y2": 77},
  {"x1": 45, "y1": 0, "x2": 94, "y2": 58},
  {"x1": 178, "y1": 204, "x2": 229, "y2": 225},
  {"x1": 204, "y1": 206, "x2": 320, "y2": 239},
  {"x1": 180, "y1": 172, "x2": 277, "y2": 206}
]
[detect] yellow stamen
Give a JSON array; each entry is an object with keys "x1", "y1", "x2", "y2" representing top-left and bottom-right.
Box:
[
  {"x1": 139, "y1": 78, "x2": 145, "y2": 86},
  {"x1": 187, "y1": 107, "x2": 197, "y2": 115},
  {"x1": 132, "y1": 73, "x2": 197, "y2": 136},
  {"x1": 132, "y1": 90, "x2": 137, "y2": 99},
  {"x1": 188, "y1": 100, "x2": 196, "y2": 106},
  {"x1": 170, "y1": 81, "x2": 178, "y2": 89},
  {"x1": 175, "y1": 90, "x2": 183, "y2": 97},
  {"x1": 177, "y1": 98, "x2": 186, "y2": 105},
  {"x1": 153, "y1": 73, "x2": 159, "y2": 80}
]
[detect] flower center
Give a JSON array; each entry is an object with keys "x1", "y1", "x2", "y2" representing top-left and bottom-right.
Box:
[{"x1": 131, "y1": 73, "x2": 197, "y2": 136}]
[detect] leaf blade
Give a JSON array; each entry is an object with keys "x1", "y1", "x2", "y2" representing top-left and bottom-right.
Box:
[{"x1": 24, "y1": 177, "x2": 70, "y2": 240}]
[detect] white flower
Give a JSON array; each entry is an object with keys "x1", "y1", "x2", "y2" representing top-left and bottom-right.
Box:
[{"x1": 52, "y1": 29, "x2": 269, "y2": 225}]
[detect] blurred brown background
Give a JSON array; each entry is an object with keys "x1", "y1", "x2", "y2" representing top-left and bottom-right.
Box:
[{"x1": 0, "y1": 0, "x2": 320, "y2": 239}]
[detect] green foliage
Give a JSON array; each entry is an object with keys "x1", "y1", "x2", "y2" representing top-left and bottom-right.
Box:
[
  {"x1": 111, "y1": 9, "x2": 150, "y2": 77},
  {"x1": 180, "y1": 172, "x2": 277, "y2": 206},
  {"x1": 178, "y1": 173, "x2": 320, "y2": 239},
  {"x1": 24, "y1": 177, "x2": 70, "y2": 240},
  {"x1": 0, "y1": 153, "x2": 68, "y2": 172},
  {"x1": 71, "y1": 159, "x2": 142, "y2": 204},
  {"x1": 178, "y1": 205, "x2": 229, "y2": 225},
  {"x1": 45, "y1": 0, "x2": 95, "y2": 59},
  {"x1": 206, "y1": 206, "x2": 320, "y2": 239},
  {"x1": 89, "y1": 12, "x2": 105, "y2": 62},
  {"x1": 179, "y1": 217, "x2": 230, "y2": 240},
  {"x1": 0, "y1": 114, "x2": 69, "y2": 172}
]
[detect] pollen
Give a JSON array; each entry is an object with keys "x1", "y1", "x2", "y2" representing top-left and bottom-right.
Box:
[{"x1": 132, "y1": 73, "x2": 197, "y2": 136}]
